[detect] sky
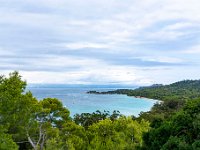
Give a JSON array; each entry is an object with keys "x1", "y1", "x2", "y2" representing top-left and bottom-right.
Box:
[{"x1": 0, "y1": 0, "x2": 200, "y2": 86}]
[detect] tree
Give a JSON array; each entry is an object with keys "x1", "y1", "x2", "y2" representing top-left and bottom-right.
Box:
[
  {"x1": 113, "y1": 117, "x2": 150, "y2": 149},
  {"x1": 0, "y1": 126, "x2": 18, "y2": 150},
  {"x1": 25, "y1": 98, "x2": 71, "y2": 150},
  {"x1": 0, "y1": 72, "x2": 72, "y2": 150},
  {"x1": 74, "y1": 110, "x2": 110, "y2": 128},
  {"x1": 60, "y1": 121, "x2": 88, "y2": 150},
  {"x1": 142, "y1": 98, "x2": 200, "y2": 149},
  {"x1": 0, "y1": 71, "x2": 39, "y2": 149},
  {"x1": 87, "y1": 119, "x2": 124, "y2": 150},
  {"x1": 39, "y1": 98, "x2": 70, "y2": 128}
]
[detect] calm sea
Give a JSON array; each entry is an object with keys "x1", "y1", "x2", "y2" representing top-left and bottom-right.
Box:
[{"x1": 27, "y1": 85, "x2": 157, "y2": 117}]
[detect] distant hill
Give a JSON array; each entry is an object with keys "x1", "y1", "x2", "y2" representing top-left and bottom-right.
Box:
[{"x1": 87, "y1": 80, "x2": 200, "y2": 101}]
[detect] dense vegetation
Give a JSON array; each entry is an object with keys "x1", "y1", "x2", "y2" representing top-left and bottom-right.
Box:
[
  {"x1": 142, "y1": 98, "x2": 200, "y2": 150},
  {"x1": 0, "y1": 72, "x2": 149, "y2": 150},
  {"x1": 1, "y1": 72, "x2": 200, "y2": 149},
  {"x1": 88, "y1": 80, "x2": 200, "y2": 101}
]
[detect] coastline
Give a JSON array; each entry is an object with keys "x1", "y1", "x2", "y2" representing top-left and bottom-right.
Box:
[
  {"x1": 86, "y1": 90, "x2": 163, "y2": 103},
  {"x1": 130, "y1": 96, "x2": 163, "y2": 103}
]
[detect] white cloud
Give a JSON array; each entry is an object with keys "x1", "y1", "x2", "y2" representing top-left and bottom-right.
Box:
[
  {"x1": 163, "y1": 22, "x2": 197, "y2": 31},
  {"x1": 0, "y1": 47, "x2": 15, "y2": 56},
  {"x1": 139, "y1": 56, "x2": 184, "y2": 63},
  {"x1": 182, "y1": 45, "x2": 200, "y2": 54},
  {"x1": 20, "y1": 66, "x2": 149, "y2": 85},
  {"x1": 0, "y1": 0, "x2": 200, "y2": 85},
  {"x1": 63, "y1": 42, "x2": 111, "y2": 50}
]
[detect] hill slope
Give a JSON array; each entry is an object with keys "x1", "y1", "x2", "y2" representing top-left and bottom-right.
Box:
[{"x1": 88, "y1": 80, "x2": 200, "y2": 101}]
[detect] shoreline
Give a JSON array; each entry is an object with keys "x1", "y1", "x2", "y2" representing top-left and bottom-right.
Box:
[
  {"x1": 87, "y1": 90, "x2": 163, "y2": 103},
  {"x1": 130, "y1": 96, "x2": 163, "y2": 103}
]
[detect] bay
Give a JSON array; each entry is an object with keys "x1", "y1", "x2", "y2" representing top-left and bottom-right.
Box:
[{"x1": 27, "y1": 85, "x2": 158, "y2": 117}]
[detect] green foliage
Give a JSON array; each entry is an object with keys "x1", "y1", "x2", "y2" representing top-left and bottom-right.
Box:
[
  {"x1": 88, "y1": 119, "x2": 118, "y2": 149},
  {"x1": 142, "y1": 98, "x2": 200, "y2": 149},
  {"x1": 192, "y1": 140, "x2": 200, "y2": 150},
  {"x1": 73, "y1": 110, "x2": 110, "y2": 128},
  {"x1": 45, "y1": 138, "x2": 64, "y2": 150},
  {"x1": 60, "y1": 121, "x2": 88, "y2": 150},
  {"x1": 0, "y1": 72, "x2": 71, "y2": 150},
  {"x1": 74, "y1": 110, "x2": 121, "y2": 128},
  {"x1": 161, "y1": 136, "x2": 192, "y2": 150},
  {"x1": 0, "y1": 71, "x2": 40, "y2": 148},
  {"x1": 142, "y1": 122, "x2": 172, "y2": 150},
  {"x1": 87, "y1": 117, "x2": 150, "y2": 150},
  {"x1": 39, "y1": 98, "x2": 70, "y2": 128},
  {"x1": 0, "y1": 126, "x2": 18, "y2": 150},
  {"x1": 137, "y1": 99, "x2": 185, "y2": 127}
]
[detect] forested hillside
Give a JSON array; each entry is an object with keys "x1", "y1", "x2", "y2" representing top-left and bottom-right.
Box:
[{"x1": 88, "y1": 80, "x2": 200, "y2": 101}]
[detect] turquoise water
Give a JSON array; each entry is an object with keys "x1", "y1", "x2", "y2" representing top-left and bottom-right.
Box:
[{"x1": 27, "y1": 86, "x2": 157, "y2": 117}]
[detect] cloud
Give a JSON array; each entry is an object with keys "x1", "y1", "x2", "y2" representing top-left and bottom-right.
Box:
[
  {"x1": 20, "y1": 66, "x2": 152, "y2": 86},
  {"x1": 63, "y1": 42, "x2": 111, "y2": 50},
  {"x1": 183, "y1": 45, "x2": 200, "y2": 54},
  {"x1": 0, "y1": 0, "x2": 200, "y2": 85},
  {"x1": 0, "y1": 47, "x2": 15, "y2": 56}
]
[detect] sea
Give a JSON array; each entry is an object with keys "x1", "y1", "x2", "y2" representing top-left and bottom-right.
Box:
[{"x1": 27, "y1": 84, "x2": 158, "y2": 117}]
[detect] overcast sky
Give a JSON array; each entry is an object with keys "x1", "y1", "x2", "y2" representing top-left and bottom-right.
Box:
[{"x1": 0, "y1": 0, "x2": 200, "y2": 85}]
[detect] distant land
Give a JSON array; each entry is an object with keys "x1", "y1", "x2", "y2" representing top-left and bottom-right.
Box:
[
  {"x1": 87, "y1": 80, "x2": 200, "y2": 101},
  {"x1": 27, "y1": 83, "x2": 137, "y2": 89}
]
